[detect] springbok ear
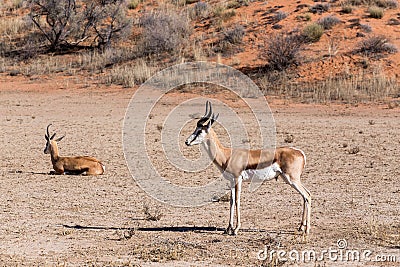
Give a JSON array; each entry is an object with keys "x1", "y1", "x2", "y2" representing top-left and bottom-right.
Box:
[
  {"x1": 50, "y1": 133, "x2": 56, "y2": 140},
  {"x1": 55, "y1": 135, "x2": 65, "y2": 142},
  {"x1": 212, "y1": 113, "x2": 219, "y2": 124},
  {"x1": 206, "y1": 113, "x2": 219, "y2": 130}
]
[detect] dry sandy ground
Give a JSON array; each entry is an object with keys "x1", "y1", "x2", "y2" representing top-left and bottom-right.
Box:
[{"x1": 0, "y1": 77, "x2": 399, "y2": 266}]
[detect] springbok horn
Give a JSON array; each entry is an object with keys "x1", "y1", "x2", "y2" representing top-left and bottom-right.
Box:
[
  {"x1": 197, "y1": 101, "x2": 212, "y2": 125},
  {"x1": 46, "y1": 124, "x2": 52, "y2": 139}
]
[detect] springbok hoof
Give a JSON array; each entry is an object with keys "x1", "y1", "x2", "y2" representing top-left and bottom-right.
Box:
[
  {"x1": 224, "y1": 226, "x2": 234, "y2": 235},
  {"x1": 298, "y1": 224, "x2": 306, "y2": 233}
]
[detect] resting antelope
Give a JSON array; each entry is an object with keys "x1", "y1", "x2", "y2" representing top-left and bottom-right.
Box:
[
  {"x1": 185, "y1": 101, "x2": 311, "y2": 236},
  {"x1": 44, "y1": 124, "x2": 105, "y2": 175}
]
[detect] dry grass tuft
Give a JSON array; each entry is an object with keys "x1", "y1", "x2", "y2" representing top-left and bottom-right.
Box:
[
  {"x1": 212, "y1": 192, "x2": 231, "y2": 202},
  {"x1": 143, "y1": 203, "x2": 163, "y2": 221},
  {"x1": 364, "y1": 218, "x2": 400, "y2": 247},
  {"x1": 260, "y1": 67, "x2": 399, "y2": 103},
  {"x1": 0, "y1": 17, "x2": 31, "y2": 37},
  {"x1": 131, "y1": 239, "x2": 187, "y2": 262},
  {"x1": 105, "y1": 59, "x2": 156, "y2": 87},
  {"x1": 388, "y1": 100, "x2": 399, "y2": 109},
  {"x1": 348, "y1": 146, "x2": 360, "y2": 154},
  {"x1": 78, "y1": 48, "x2": 136, "y2": 72},
  {"x1": 368, "y1": 6, "x2": 384, "y2": 19},
  {"x1": 284, "y1": 134, "x2": 295, "y2": 143}
]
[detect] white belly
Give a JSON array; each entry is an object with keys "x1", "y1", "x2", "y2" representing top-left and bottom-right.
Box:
[{"x1": 223, "y1": 163, "x2": 282, "y2": 182}]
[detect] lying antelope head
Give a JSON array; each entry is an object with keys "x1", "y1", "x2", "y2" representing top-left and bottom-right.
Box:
[
  {"x1": 185, "y1": 101, "x2": 219, "y2": 146},
  {"x1": 44, "y1": 124, "x2": 65, "y2": 154}
]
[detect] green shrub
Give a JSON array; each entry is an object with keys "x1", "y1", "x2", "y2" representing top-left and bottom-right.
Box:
[
  {"x1": 296, "y1": 13, "x2": 312, "y2": 21},
  {"x1": 341, "y1": 5, "x2": 353, "y2": 13},
  {"x1": 344, "y1": 0, "x2": 363, "y2": 5},
  {"x1": 127, "y1": 0, "x2": 141, "y2": 9},
  {"x1": 302, "y1": 23, "x2": 324, "y2": 42},
  {"x1": 368, "y1": 6, "x2": 384, "y2": 18}
]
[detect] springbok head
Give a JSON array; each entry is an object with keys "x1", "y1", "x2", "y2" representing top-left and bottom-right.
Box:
[
  {"x1": 185, "y1": 101, "x2": 219, "y2": 146},
  {"x1": 44, "y1": 124, "x2": 65, "y2": 154}
]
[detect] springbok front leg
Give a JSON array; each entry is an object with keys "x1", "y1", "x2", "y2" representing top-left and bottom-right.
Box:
[
  {"x1": 225, "y1": 179, "x2": 236, "y2": 235},
  {"x1": 233, "y1": 176, "x2": 243, "y2": 235}
]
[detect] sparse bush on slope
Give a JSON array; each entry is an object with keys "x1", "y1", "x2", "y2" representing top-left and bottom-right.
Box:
[
  {"x1": 139, "y1": 10, "x2": 192, "y2": 56},
  {"x1": 264, "y1": 32, "x2": 304, "y2": 71},
  {"x1": 355, "y1": 35, "x2": 398, "y2": 55},
  {"x1": 224, "y1": 25, "x2": 245, "y2": 44},
  {"x1": 27, "y1": 0, "x2": 132, "y2": 51},
  {"x1": 191, "y1": 1, "x2": 209, "y2": 19},
  {"x1": 317, "y1": 15, "x2": 341, "y2": 29},
  {"x1": 309, "y1": 3, "x2": 330, "y2": 13}
]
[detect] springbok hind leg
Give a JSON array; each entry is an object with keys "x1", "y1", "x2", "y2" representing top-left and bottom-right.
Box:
[
  {"x1": 233, "y1": 176, "x2": 242, "y2": 235},
  {"x1": 85, "y1": 163, "x2": 104, "y2": 175},
  {"x1": 281, "y1": 173, "x2": 311, "y2": 234},
  {"x1": 297, "y1": 183, "x2": 311, "y2": 234}
]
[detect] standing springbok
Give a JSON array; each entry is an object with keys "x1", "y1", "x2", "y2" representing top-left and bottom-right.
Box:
[
  {"x1": 185, "y1": 101, "x2": 311, "y2": 236},
  {"x1": 44, "y1": 124, "x2": 105, "y2": 175}
]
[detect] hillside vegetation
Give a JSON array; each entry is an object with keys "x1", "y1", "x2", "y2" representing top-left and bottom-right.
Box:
[{"x1": 1, "y1": 0, "x2": 400, "y2": 103}]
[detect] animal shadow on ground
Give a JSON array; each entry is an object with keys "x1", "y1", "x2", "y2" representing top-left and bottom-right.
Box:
[{"x1": 62, "y1": 224, "x2": 296, "y2": 235}]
